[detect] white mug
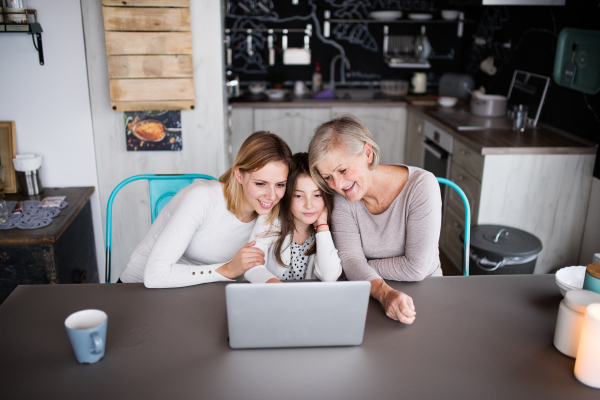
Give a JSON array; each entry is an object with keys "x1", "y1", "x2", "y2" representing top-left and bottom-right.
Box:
[{"x1": 411, "y1": 73, "x2": 427, "y2": 94}]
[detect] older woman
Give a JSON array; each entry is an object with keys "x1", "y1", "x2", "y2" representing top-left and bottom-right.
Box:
[{"x1": 308, "y1": 115, "x2": 442, "y2": 324}]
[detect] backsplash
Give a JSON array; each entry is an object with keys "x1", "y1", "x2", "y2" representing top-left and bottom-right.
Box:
[{"x1": 225, "y1": 0, "x2": 472, "y2": 89}]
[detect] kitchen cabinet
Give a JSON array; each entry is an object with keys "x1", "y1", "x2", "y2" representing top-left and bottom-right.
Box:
[
  {"x1": 331, "y1": 107, "x2": 406, "y2": 165},
  {"x1": 254, "y1": 108, "x2": 331, "y2": 154},
  {"x1": 404, "y1": 108, "x2": 425, "y2": 168},
  {"x1": 229, "y1": 103, "x2": 408, "y2": 166},
  {"x1": 438, "y1": 136, "x2": 595, "y2": 275}
]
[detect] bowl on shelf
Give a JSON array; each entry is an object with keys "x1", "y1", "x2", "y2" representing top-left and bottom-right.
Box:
[
  {"x1": 438, "y1": 96, "x2": 458, "y2": 107},
  {"x1": 248, "y1": 82, "x2": 266, "y2": 95},
  {"x1": 408, "y1": 13, "x2": 433, "y2": 21},
  {"x1": 441, "y1": 10, "x2": 460, "y2": 21},
  {"x1": 265, "y1": 89, "x2": 288, "y2": 101},
  {"x1": 555, "y1": 266, "x2": 586, "y2": 296},
  {"x1": 380, "y1": 80, "x2": 409, "y2": 98},
  {"x1": 369, "y1": 11, "x2": 402, "y2": 20}
]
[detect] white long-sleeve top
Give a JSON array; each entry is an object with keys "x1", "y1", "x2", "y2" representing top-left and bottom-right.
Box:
[
  {"x1": 248, "y1": 215, "x2": 343, "y2": 282},
  {"x1": 119, "y1": 180, "x2": 273, "y2": 288}
]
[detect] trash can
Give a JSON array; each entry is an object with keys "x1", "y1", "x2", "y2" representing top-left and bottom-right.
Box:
[{"x1": 460, "y1": 225, "x2": 543, "y2": 275}]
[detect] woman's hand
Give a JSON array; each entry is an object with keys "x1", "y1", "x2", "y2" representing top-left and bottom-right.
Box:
[
  {"x1": 370, "y1": 279, "x2": 416, "y2": 324},
  {"x1": 313, "y1": 207, "x2": 329, "y2": 232},
  {"x1": 216, "y1": 241, "x2": 265, "y2": 279}
]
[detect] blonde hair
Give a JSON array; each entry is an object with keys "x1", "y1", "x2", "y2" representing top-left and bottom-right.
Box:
[
  {"x1": 219, "y1": 131, "x2": 292, "y2": 219},
  {"x1": 308, "y1": 114, "x2": 380, "y2": 192}
]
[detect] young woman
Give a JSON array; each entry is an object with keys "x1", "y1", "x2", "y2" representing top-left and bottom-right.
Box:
[
  {"x1": 119, "y1": 131, "x2": 293, "y2": 288},
  {"x1": 248, "y1": 152, "x2": 342, "y2": 282}
]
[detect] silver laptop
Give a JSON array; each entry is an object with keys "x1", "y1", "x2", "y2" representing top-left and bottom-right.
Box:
[{"x1": 226, "y1": 281, "x2": 371, "y2": 349}]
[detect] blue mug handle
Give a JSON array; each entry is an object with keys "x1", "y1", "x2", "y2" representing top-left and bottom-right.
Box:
[{"x1": 90, "y1": 331, "x2": 104, "y2": 355}]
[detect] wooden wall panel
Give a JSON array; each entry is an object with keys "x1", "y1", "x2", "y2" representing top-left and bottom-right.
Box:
[
  {"x1": 102, "y1": 0, "x2": 189, "y2": 7},
  {"x1": 103, "y1": 2, "x2": 194, "y2": 110},
  {"x1": 103, "y1": 7, "x2": 190, "y2": 32},
  {"x1": 110, "y1": 78, "x2": 194, "y2": 102},
  {"x1": 108, "y1": 55, "x2": 193, "y2": 78},
  {"x1": 105, "y1": 32, "x2": 192, "y2": 55}
]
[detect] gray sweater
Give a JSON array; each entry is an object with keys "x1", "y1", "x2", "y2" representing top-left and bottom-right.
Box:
[{"x1": 331, "y1": 165, "x2": 443, "y2": 282}]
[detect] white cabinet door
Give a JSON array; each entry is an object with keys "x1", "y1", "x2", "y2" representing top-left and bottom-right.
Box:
[
  {"x1": 254, "y1": 108, "x2": 332, "y2": 154},
  {"x1": 229, "y1": 107, "x2": 254, "y2": 166},
  {"x1": 405, "y1": 109, "x2": 425, "y2": 168},
  {"x1": 331, "y1": 107, "x2": 407, "y2": 165}
]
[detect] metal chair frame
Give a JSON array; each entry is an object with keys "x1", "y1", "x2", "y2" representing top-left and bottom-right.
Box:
[
  {"x1": 436, "y1": 178, "x2": 471, "y2": 276},
  {"x1": 104, "y1": 174, "x2": 218, "y2": 283}
]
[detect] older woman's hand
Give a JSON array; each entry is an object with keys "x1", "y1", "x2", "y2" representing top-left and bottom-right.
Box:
[{"x1": 371, "y1": 279, "x2": 416, "y2": 324}]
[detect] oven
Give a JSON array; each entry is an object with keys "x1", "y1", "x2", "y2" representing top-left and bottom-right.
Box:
[{"x1": 422, "y1": 121, "x2": 453, "y2": 212}]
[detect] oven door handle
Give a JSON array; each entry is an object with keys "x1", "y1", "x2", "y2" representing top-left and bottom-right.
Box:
[{"x1": 422, "y1": 141, "x2": 444, "y2": 160}]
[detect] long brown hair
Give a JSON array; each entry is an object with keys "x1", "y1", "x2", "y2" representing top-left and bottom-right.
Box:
[
  {"x1": 273, "y1": 152, "x2": 334, "y2": 267},
  {"x1": 219, "y1": 131, "x2": 292, "y2": 220}
]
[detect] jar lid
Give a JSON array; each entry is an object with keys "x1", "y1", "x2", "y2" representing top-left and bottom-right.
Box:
[
  {"x1": 587, "y1": 263, "x2": 600, "y2": 279},
  {"x1": 564, "y1": 289, "x2": 600, "y2": 314},
  {"x1": 461, "y1": 225, "x2": 543, "y2": 258}
]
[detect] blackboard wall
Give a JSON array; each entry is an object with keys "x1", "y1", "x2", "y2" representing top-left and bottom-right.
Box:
[{"x1": 226, "y1": 0, "x2": 600, "y2": 177}]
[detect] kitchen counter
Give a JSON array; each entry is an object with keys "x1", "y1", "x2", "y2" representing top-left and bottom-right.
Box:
[
  {"x1": 230, "y1": 99, "x2": 407, "y2": 108},
  {"x1": 409, "y1": 104, "x2": 597, "y2": 155}
]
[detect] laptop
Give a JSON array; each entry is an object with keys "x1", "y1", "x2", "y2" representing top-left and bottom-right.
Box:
[{"x1": 226, "y1": 281, "x2": 371, "y2": 349}]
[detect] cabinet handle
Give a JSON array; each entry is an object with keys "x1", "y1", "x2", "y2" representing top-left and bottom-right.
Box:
[
  {"x1": 452, "y1": 221, "x2": 460, "y2": 228},
  {"x1": 285, "y1": 111, "x2": 300, "y2": 117},
  {"x1": 460, "y1": 149, "x2": 468, "y2": 156},
  {"x1": 458, "y1": 175, "x2": 465, "y2": 181}
]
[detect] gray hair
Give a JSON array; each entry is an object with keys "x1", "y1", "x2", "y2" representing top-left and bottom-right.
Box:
[{"x1": 308, "y1": 114, "x2": 380, "y2": 192}]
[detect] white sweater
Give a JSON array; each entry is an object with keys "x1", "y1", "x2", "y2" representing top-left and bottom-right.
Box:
[
  {"x1": 249, "y1": 215, "x2": 343, "y2": 282},
  {"x1": 119, "y1": 180, "x2": 273, "y2": 287}
]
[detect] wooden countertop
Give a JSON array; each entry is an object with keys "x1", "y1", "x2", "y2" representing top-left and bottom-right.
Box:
[
  {"x1": 409, "y1": 104, "x2": 597, "y2": 156},
  {"x1": 0, "y1": 187, "x2": 95, "y2": 246}
]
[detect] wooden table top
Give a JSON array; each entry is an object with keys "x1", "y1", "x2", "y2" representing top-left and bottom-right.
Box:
[
  {"x1": 0, "y1": 187, "x2": 95, "y2": 245},
  {"x1": 409, "y1": 104, "x2": 597, "y2": 155}
]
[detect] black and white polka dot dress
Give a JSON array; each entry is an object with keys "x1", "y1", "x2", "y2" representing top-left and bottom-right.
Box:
[{"x1": 282, "y1": 233, "x2": 315, "y2": 281}]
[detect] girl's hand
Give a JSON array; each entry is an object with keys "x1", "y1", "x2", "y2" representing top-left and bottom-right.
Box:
[
  {"x1": 216, "y1": 241, "x2": 265, "y2": 279},
  {"x1": 313, "y1": 207, "x2": 329, "y2": 231}
]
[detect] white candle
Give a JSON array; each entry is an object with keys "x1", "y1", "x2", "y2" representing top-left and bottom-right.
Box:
[{"x1": 575, "y1": 303, "x2": 600, "y2": 388}]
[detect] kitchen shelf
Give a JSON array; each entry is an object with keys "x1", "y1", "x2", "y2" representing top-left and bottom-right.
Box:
[{"x1": 329, "y1": 19, "x2": 474, "y2": 24}]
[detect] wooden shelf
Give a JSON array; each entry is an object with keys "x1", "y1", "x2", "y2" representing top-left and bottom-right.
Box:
[{"x1": 329, "y1": 19, "x2": 473, "y2": 24}]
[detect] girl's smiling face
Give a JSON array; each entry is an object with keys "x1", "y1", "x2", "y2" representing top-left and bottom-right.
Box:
[
  {"x1": 291, "y1": 174, "x2": 325, "y2": 228},
  {"x1": 235, "y1": 161, "x2": 289, "y2": 220}
]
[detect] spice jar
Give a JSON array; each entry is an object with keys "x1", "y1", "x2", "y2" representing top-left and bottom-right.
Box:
[
  {"x1": 554, "y1": 289, "x2": 600, "y2": 357},
  {"x1": 583, "y1": 263, "x2": 600, "y2": 294}
]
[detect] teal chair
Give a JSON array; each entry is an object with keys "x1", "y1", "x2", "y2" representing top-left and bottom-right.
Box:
[
  {"x1": 104, "y1": 174, "x2": 218, "y2": 283},
  {"x1": 436, "y1": 178, "x2": 471, "y2": 276}
]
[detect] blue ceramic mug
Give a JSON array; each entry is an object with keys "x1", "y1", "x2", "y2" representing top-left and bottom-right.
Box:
[{"x1": 64, "y1": 309, "x2": 107, "y2": 364}]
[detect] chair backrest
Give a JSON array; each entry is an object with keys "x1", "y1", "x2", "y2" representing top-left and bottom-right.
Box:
[
  {"x1": 105, "y1": 174, "x2": 218, "y2": 283},
  {"x1": 436, "y1": 177, "x2": 471, "y2": 276}
]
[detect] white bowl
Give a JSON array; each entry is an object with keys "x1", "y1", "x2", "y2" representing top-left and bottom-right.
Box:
[
  {"x1": 408, "y1": 13, "x2": 433, "y2": 21},
  {"x1": 438, "y1": 96, "x2": 458, "y2": 107},
  {"x1": 248, "y1": 83, "x2": 266, "y2": 94},
  {"x1": 555, "y1": 266, "x2": 586, "y2": 296},
  {"x1": 369, "y1": 11, "x2": 402, "y2": 20},
  {"x1": 265, "y1": 89, "x2": 288, "y2": 101},
  {"x1": 441, "y1": 10, "x2": 460, "y2": 21}
]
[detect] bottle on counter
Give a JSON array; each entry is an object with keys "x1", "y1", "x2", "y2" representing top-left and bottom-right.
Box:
[{"x1": 312, "y1": 62, "x2": 322, "y2": 93}]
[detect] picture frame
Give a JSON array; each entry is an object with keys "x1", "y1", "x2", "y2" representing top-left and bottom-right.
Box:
[{"x1": 0, "y1": 121, "x2": 18, "y2": 193}]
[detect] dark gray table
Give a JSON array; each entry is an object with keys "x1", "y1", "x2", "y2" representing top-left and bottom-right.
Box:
[{"x1": 0, "y1": 275, "x2": 597, "y2": 399}]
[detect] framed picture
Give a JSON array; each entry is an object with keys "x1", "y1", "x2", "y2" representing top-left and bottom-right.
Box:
[{"x1": 0, "y1": 121, "x2": 18, "y2": 193}]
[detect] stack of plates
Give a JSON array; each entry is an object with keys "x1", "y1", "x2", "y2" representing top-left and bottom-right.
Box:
[{"x1": 555, "y1": 266, "x2": 586, "y2": 296}]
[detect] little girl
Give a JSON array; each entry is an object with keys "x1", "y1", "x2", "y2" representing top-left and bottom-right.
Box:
[{"x1": 247, "y1": 152, "x2": 342, "y2": 283}]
